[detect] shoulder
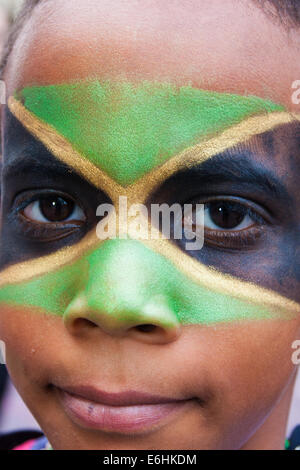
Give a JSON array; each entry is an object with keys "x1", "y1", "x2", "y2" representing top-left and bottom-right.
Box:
[
  {"x1": 0, "y1": 430, "x2": 45, "y2": 450},
  {"x1": 286, "y1": 425, "x2": 300, "y2": 450}
]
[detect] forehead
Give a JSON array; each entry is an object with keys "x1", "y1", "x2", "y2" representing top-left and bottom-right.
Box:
[{"x1": 4, "y1": 0, "x2": 300, "y2": 110}]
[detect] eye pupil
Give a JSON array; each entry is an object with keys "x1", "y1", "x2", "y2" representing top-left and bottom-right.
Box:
[
  {"x1": 39, "y1": 196, "x2": 74, "y2": 222},
  {"x1": 209, "y1": 202, "x2": 245, "y2": 229}
]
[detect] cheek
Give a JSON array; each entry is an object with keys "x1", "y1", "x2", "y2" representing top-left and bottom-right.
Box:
[
  {"x1": 219, "y1": 320, "x2": 298, "y2": 394},
  {"x1": 203, "y1": 320, "x2": 300, "y2": 440},
  {"x1": 0, "y1": 305, "x2": 69, "y2": 390},
  {"x1": 177, "y1": 320, "x2": 299, "y2": 448}
]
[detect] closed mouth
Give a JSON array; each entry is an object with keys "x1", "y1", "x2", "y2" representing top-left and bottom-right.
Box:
[{"x1": 56, "y1": 385, "x2": 192, "y2": 434}]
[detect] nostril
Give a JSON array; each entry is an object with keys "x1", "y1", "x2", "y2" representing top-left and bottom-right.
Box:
[
  {"x1": 135, "y1": 324, "x2": 157, "y2": 333},
  {"x1": 72, "y1": 318, "x2": 98, "y2": 330},
  {"x1": 131, "y1": 322, "x2": 180, "y2": 344}
]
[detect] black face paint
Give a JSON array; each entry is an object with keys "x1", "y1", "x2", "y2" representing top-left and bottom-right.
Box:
[
  {"x1": 0, "y1": 109, "x2": 112, "y2": 269},
  {"x1": 148, "y1": 122, "x2": 300, "y2": 303}
]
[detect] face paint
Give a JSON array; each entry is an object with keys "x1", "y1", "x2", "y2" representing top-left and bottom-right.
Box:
[
  {"x1": 0, "y1": 238, "x2": 295, "y2": 326},
  {"x1": 15, "y1": 80, "x2": 284, "y2": 186},
  {"x1": 1, "y1": 80, "x2": 300, "y2": 326}
]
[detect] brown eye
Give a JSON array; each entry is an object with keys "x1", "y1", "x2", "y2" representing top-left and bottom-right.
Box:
[
  {"x1": 23, "y1": 195, "x2": 85, "y2": 223},
  {"x1": 181, "y1": 198, "x2": 267, "y2": 251},
  {"x1": 207, "y1": 201, "x2": 246, "y2": 230},
  {"x1": 39, "y1": 196, "x2": 74, "y2": 222}
]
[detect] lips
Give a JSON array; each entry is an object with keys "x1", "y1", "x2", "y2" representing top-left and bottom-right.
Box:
[{"x1": 56, "y1": 385, "x2": 190, "y2": 434}]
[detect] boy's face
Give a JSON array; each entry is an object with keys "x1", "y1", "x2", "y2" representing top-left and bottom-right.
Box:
[{"x1": 0, "y1": 0, "x2": 300, "y2": 450}]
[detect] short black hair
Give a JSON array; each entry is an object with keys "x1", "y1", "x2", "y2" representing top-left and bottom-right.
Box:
[
  {"x1": 256, "y1": 0, "x2": 300, "y2": 26},
  {"x1": 0, "y1": 0, "x2": 299, "y2": 79}
]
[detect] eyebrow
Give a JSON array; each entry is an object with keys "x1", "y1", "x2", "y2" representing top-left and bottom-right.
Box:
[
  {"x1": 3, "y1": 151, "x2": 73, "y2": 182},
  {"x1": 177, "y1": 147, "x2": 291, "y2": 203},
  {"x1": 3, "y1": 142, "x2": 292, "y2": 205}
]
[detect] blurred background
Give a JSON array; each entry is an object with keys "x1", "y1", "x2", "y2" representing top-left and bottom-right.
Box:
[
  {"x1": 0, "y1": 0, "x2": 23, "y2": 58},
  {"x1": 0, "y1": 0, "x2": 299, "y2": 438}
]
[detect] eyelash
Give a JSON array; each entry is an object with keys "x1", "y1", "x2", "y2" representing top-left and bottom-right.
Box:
[
  {"x1": 203, "y1": 223, "x2": 263, "y2": 249},
  {"x1": 13, "y1": 190, "x2": 86, "y2": 242},
  {"x1": 182, "y1": 196, "x2": 269, "y2": 251}
]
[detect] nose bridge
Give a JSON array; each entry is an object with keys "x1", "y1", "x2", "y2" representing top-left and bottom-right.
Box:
[
  {"x1": 64, "y1": 239, "x2": 181, "y2": 337},
  {"x1": 87, "y1": 239, "x2": 169, "y2": 313}
]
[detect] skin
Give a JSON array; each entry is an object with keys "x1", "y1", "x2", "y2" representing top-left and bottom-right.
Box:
[{"x1": 0, "y1": 0, "x2": 300, "y2": 449}]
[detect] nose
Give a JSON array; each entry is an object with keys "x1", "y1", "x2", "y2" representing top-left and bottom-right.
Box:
[{"x1": 63, "y1": 239, "x2": 181, "y2": 345}]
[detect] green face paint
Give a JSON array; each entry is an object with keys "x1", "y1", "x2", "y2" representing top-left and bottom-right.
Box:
[
  {"x1": 0, "y1": 239, "x2": 287, "y2": 325},
  {"x1": 17, "y1": 80, "x2": 284, "y2": 186}
]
